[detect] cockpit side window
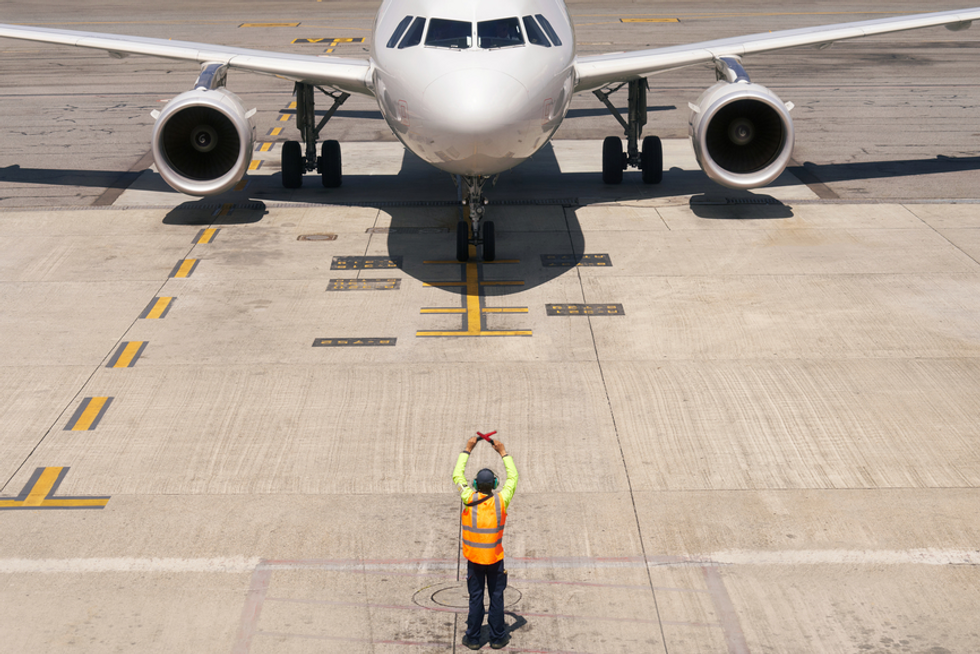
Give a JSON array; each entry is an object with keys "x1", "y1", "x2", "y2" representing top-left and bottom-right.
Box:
[
  {"x1": 387, "y1": 16, "x2": 414, "y2": 48},
  {"x1": 425, "y1": 18, "x2": 472, "y2": 49},
  {"x1": 522, "y1": 16, "x2": 551, "y2": 47},
  {"x1": 478, "y1": 18, "x2": 524, "y2": 49},
  {"x1": 534, "y1": 14, "x2": 562, "y2": 46},
  {"x1": 398, "y1": 16, "x2": 426, "y2": 49}
]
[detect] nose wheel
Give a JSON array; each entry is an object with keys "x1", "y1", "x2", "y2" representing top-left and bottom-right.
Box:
[
  {"x1": 457, "y1": 176, "x2": 496, "y2": 262},
  {"x1": 456, "y1": 219, "x2": 496, "y2": 263}
]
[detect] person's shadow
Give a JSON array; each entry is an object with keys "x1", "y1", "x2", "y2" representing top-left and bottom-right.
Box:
[{"x1": 473, "y1": 612, "x2": 529, "y2": 647}]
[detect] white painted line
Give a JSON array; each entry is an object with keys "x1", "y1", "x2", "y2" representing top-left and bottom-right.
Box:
[
  {"x1": 690, "y1": 549, "x2": 980, "y2": 566},
  {"x1": 1, "y1": 550, "x2": 978, "y2": 575},
  {"x1": 0, "y1": 557, "x2": 261, "y2": 573}
]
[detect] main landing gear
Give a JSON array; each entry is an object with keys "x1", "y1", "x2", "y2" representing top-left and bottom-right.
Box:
[
  {"x1": 456, "y1": 175, "x2": 495, "y2": 263},
  {"x1": 593, "y1": 78, "x2": 663, "y2": 185},
  {"x1": 281, "y1": 82, "x2": 350, "y2": 189}
]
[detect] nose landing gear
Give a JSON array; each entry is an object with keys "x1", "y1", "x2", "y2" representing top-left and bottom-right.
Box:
[{"x1": 456, "y1": 175, "x2": 496, "y2": 262}]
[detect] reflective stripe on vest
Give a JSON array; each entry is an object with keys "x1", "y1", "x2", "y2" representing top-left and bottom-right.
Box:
[{"x1": 461, "y1": 490, "x2": 506, "y2": 564}]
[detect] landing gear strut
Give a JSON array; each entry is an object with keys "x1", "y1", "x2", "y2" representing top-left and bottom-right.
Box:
[
  {"x1": 456, "y1": 175, "x2": 495, "y2": 262},
  {"x1": 594, "y1": 78, "x2": 663, "y2": 185},
  {"x1": 281, "y1": 82, "x2": 350, "y2": 189}
]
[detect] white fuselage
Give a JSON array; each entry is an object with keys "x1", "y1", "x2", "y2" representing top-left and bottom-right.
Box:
[{"x1": 370, "y1": 0, "x2": 575, "y2": 177}]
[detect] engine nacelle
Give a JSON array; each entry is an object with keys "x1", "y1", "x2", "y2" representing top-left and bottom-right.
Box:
[
  {"x1": 151, "y1": 88, "x2": 254, "y2": 196},
  {"x1": 689, "y1": 81, "x2": 794, "y2": 190}
]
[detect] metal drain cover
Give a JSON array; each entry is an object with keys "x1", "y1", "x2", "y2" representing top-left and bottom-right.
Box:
[{"x1": 412, "y1": 581, "x2": 522, "y2": 610}]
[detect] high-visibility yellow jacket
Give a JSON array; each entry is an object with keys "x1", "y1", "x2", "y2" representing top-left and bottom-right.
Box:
[{"x1": 452, "y1": 452, "x2": 518, "y2": 564}]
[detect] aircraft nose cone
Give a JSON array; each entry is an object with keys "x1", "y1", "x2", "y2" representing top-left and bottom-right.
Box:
[{"x1": 423, "y1": 69, "x2": 529, "y2": 138}]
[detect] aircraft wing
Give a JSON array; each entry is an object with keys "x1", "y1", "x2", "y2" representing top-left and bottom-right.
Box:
[
  {"x1": 574, "y1": 8, "x2": 980, "y2": 92},
  {"x1": 0, "y1": 23, "x2": 373, "y2": 96}
]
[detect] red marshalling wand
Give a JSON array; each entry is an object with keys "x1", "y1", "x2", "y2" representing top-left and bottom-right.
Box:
[{"x1": 477, "y1": 431, "x2": 497, "y2": 445}]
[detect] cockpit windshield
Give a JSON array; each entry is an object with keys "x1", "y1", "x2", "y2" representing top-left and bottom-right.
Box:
[
  {"x1": 425, "y1": 19, "x2": 472, "y2": 49},
  {"x1": 477, "y1": 18, "x2": 524, "y2": 49}
]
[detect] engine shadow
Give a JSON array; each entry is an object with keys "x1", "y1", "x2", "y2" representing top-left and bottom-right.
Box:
[
  {"x1": 162, "y1": 201, "x2": 268, "y2": 225},
  {"x1": 689, "y1": 195, "x2": 795, "y2": 219}
]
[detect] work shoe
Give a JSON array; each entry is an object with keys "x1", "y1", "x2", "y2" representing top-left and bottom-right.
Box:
[
  {"x1": 490, "y1": 635, "x2": 510, "y2": 649},
  {"x1": 462, "y1": 635, "x2": 481, "y2": 650}
]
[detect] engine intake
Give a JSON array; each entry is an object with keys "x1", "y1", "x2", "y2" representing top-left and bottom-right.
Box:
[
  {"x1": 152, "y1": 88, "x2": 254, "y2": 196},
  {"x1": 689, "y1": 81, "x2": 794, "y2": 190}
]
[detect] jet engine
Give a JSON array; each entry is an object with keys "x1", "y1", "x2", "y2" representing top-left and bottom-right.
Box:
[
  {"x1": 689, "y1": 80, "x2": 794, "y2": 190},
  {"x1": 151, "y1": 88, "x2": 254, "y2": 196}
]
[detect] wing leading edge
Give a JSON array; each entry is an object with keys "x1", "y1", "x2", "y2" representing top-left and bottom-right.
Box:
[
  {"x1": 0, "y1": 23, "x2": 374, "y2": 96},
  {"x1": 574, "y1": 7, "x2": 980, "y2": 92}
]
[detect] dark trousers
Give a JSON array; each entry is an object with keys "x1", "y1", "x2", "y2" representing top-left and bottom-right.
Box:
[{"x1": 465, "y1": 558, "x2": 507, "y2": 642}]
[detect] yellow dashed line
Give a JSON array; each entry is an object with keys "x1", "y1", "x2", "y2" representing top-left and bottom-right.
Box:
[
  {"x1": 67, "y1": 397, "x2": 112, "y2": 431},
  {"x1": 143, "y1": 297, "x2": 173, "y2": 319}
]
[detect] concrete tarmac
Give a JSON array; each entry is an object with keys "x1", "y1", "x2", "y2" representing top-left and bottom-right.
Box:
[{"x1": 2, "y1": 2, "x2": 980, "y2": 653}]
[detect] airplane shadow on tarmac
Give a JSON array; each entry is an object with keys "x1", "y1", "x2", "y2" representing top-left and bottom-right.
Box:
[
  {"x1": 383, "y1": 143, "x2": 586, "y2": 295},
  {"x1": 6, "y1": 149, "x2": 980, "y2": 288}
]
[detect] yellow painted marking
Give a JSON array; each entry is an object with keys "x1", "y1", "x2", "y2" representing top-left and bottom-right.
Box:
[
  {"x1": 0, "y1": 467, "x2": 110, "y2": 510},
  {"x1": 258, "y1": 142, "x2": 273, "y2": 152},
  {"x1": 279, "y1": 114, "x2": 292, "y2": 122},
  {"x1": 465, "y1": 263, "x2": 482, "y2": 333},
  {"x1": 145, "y1": 297, "x2": 172, "y2": 319},
  {"x1": 234, "y1": 180, "x2": 250, "y2": 191},
  {"x1": 217, "y1": 203, "x2": 233, "y2": 217},
  {"x1": 72, "y1": 397, "x2": 109, "y2": 431},
  {"x1": 324, "y1": 48, "x2": 335, "y2": 54},
  {"x1": 249, "y1": 160, "x2": 263, "y2": 171},
  {"x1": 22, "y1": 467, "x2": 62, "y2": 507},
  {"x1": 288, "y1": 101, "x2": 297, "y2": 109},
  {"x1": 174, "y1": 259, "x2": 197, "y2": 278},
  {"x1": 112, "y1": 341, "x2": 145, "y2": 368},
  {"x1": 424, "y1": 280, "x2": 522, "y2": 288},
  {"x1": 240, "y1": 22, "x2": 300, "y2": 28},
  {"x1": 423, "y1": 259, "x2": 520, "y2": 265},
  {"x1": 417, "y1": 330, "x2": 533, "y2": 337},
  {"x1": 269, "y1": 127, "x2": 283, "y2": 136},
  {"x1": 197, "y1": 228, "x2": 218, "y2": 244},
  {"x1": 418, "y1": 259, "x2": 530, "y2": 337}
]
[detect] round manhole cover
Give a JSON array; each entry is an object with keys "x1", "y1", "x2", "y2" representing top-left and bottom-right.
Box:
[{"x1": 412, "y1": 581, "x2": 522, "y2": 610}]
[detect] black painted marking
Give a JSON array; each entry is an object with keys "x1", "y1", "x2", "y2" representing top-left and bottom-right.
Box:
[
  {"x1": 313, "y1": 338, "x2": 397, "y2": 347},
  {"x1": 541, "y1": 254, "x2": 612, "y2": 267},
  {"x1": 331, "y1": 256, "x2": 402, "y2": 270},
  {"x1": 327, "y1": 278, "x2": 401, "y2": 291},
  {"x1": 366, "y1": 227, "x2": 450, "y2": 235},
  {"x1": 546, "y1": 304, "x2": 625, "y2": 316}
]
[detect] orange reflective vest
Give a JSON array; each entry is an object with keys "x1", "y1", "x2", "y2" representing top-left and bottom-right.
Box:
[{"x1": 461, "y1": 490, "x2": 507, "y2": 564}]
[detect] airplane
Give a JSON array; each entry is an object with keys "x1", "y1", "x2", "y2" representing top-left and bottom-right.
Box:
[{"x1": 3, "y1": 2, "x2": 980, "y2": 262}]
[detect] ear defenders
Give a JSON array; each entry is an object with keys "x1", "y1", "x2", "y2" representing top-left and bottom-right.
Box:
[{"x1": 473, "y1": 468, "x2": 499, "y2": 492}]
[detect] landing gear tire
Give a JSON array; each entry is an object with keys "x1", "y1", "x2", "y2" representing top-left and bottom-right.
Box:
[
  {"x1": 482, "y1": 221, "x2": 496, "y2": 262},
  {"x1": 641, "y1": 135, "x2": 663, "y2": 185},
  {"x1": 602, "y1": 136, "x2": 624, "y2": 185},
  {"x1": 456, "y1": 221, "x2": 470, "y2": 262},
  {"x1": 320, "y1": 140, "x2": 342, "y2": 188},
  {"x1": 282, "y1": 140, "x2": 304, "y2": 189}
]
